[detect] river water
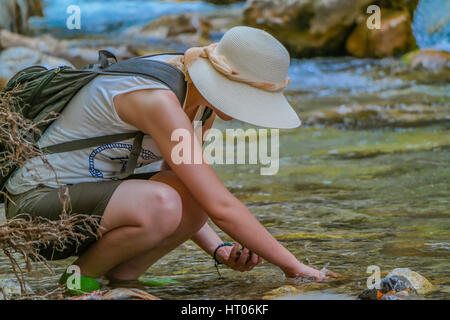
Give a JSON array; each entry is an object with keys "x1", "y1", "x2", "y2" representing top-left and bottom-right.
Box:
[{"x1": 0, "y1": 0, "x2": 449, "y2": 300}]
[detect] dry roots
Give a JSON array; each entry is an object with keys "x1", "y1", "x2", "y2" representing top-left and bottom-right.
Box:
[
  {"x1": 0, "y1": 89, "x2": 57, "y2": 180},
  {"x1": 0, "y1": 88, "x2": 100, "y2": 299},
  {"x1": 0, "y1": 213, "x2": 100, "y2": 299}
]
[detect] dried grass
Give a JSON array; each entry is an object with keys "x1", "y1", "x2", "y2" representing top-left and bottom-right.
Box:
[{"x1": 0, "y1": 88, "x2": 100, "y2": 299}]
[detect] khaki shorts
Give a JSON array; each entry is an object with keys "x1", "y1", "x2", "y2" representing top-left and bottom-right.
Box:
[{"x1": 5, "y1": 172, "x2": 158, "y2": 260}]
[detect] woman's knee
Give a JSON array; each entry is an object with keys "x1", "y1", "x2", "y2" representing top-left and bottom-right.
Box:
[
  {"x1": 151, "y1": 172, "x2": 208, "y2": 233},
  {"x1": 138, "y1": 182, "x2": 183, "y2": 234},
  {"x1": 102, "y1": 180, "x2": 183, "y2": 235}
]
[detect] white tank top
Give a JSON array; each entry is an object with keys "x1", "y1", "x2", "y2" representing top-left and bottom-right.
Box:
[{"x1": 6, "y1": 55, "x2": 188, "y2": 195}]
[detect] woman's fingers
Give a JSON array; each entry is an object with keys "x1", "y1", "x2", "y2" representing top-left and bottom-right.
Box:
[
  {"x1": 250, "y1": 251, "x2": 259, "y2": 265},
  {"x1": 317, "y1": 269, "x2": 339, "y2": 281},
  {"x1": 326, "y1": 270, "x2": 339, "y2": 278},
  {"x1": 229, "y1": 242, "x2": 240, "y2": 263},
  {"x1": 224, "y1": 243, "x2": 263, "y2": 272},
  {"x1": 237, "y1": 248, "x2": 250, "y2": 270}
]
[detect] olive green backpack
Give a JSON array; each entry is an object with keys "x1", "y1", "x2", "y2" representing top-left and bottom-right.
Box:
[{"x1": 0, "y1": 50, "x2": 211, "y2": 202}]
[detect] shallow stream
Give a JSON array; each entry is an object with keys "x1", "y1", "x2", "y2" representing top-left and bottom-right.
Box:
[{"x1": 0, "y1": 0, "x2": 448, "y2": 300}]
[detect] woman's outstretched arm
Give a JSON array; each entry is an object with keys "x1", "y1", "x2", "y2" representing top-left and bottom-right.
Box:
[{"x1": 115, "y1": 88, "x2": 335, "y2": 280}]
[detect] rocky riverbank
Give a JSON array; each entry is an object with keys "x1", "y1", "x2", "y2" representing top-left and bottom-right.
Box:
[{"x1": 2, "y1": 0, "x2": 448, "y2": 60}]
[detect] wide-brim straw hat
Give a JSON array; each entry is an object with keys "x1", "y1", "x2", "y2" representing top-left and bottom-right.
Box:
[{"x1": 187, "y1": 26, "x2": 301, "y2": 129}]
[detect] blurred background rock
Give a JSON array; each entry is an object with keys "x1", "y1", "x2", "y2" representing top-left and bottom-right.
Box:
[{"x1": 0, "y1": 0, "x2": 448, "y2": 68}]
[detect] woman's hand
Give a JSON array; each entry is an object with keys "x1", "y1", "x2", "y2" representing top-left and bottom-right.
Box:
[
  {"x1": 216, "y1": 243, "x2": 263, "y2": 272},
  {"x1": 284, "y1": 262, "x2": 339, "y2": 281}
]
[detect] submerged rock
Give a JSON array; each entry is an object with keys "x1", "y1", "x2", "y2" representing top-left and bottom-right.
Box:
[
  {"x1": 274, "y1": 231, "x2": 382, "y2": 241},
  {"x1": 346, "y1": 10, "x2": 416, "y2": 58},
  {"x1": 311, "y1": 128, "x2": 449, "y2": 159},
  {"x1": 125, "y1": 11, "x2": 240, "y2": 53},
  {"x1": 262, "y1": 285, "x2": 301, "y2": 299},
  {"x1": 275, "y1": 292, "x2": 354, "y2": 300},
  {"x1": 305, "y1": 103, "x2": 450, "y2": 130},
  {"x1": 262, "y1": 284, "x2": 352, "y2": 300},
  {"x1": 68, "y1": 288, "x2": 160, "y2": 300},
  {"x1": 243, "y1": 0, "x2": 373, "y2": 57}
]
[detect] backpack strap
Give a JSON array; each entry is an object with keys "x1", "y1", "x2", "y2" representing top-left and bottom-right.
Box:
[
  {"x1": 98, "y1": 59, "x2": 187, "y2": 106},
  {"x1": 98, "y1": 50, "x2": 118, "y2": 69},
  {"x1": 118, "y1": 132, "x2": 144, "y2": 179},
  {"x1": 41, "y1": 132, "x2": 140, "y2": 154},
  {"x1": 41, "y1": 131, "x2": 144, "y2": 180},
  {"x1": 94, "y1": 50, "x2": 187, "y2": 106}
]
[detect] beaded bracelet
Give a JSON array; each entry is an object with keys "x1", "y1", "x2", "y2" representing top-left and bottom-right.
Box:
[{"x1": 213, "y1": 242, "x2": 233, "y2": 277}]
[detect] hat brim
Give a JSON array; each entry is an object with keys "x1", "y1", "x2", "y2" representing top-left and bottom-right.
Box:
[{"x1": 187, "y1": 58, "x2": 301, "y2": 129}]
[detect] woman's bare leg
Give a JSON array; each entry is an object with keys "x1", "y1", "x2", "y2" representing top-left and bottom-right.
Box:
[
  {"x1": 105, "y1": 171, "x2": 208, "y2": 280},
  {"x1": 72, "y1": 179, "x2": 184, "y2": 278}
]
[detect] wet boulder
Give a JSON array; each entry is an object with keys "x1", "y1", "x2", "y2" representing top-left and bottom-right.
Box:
[
  {"x1": 0, "y1": 0, "x2": 43, "y2": 34},
  {"x1": 346, "y1": 10, "x2": 417, "y2": 57},
  {"x1": 387, "y1": 268, "x2": 434, "y2": 295},
  {"x1": 125, "y1": 13, "x2": 213, "y2": 52},
  {"x1": 243, "y1": 0, "x2": 373, "y2": 57},
  {"x1": 359, "y1": 268, "x2": 433, "y2": 300},
  {"x1": 359, "y1": 275, "x2": 417, "y2": 300}
]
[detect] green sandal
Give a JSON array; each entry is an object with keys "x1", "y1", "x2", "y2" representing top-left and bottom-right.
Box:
[
  {"x1": 139, "y1": 277, "x2": 178, "y2": 286},
  {"x1": 59, "y1": 270, "x2": 101, "y2": 296}
]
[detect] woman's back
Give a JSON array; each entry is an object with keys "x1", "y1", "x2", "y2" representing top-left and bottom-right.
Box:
[{"x1": 6, "y1": 56, "x2": 178, "y2": 195}]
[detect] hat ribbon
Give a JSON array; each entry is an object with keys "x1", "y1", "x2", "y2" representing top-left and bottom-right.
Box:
[{"x1": 165, "y1": 43, "x2": 290, "y2": 92}]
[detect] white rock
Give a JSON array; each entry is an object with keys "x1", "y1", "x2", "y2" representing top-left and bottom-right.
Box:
[
  {"x1": 387, "y1": 268, "x2": 434, "y2": 295},
  {"x1": 0, "y1": 47, "x2": 74, "y2": 85}
]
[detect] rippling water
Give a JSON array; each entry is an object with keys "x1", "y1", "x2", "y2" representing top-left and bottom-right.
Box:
[{"x1": 30, "y1": 0, "x2": 243, "y2": 35}]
